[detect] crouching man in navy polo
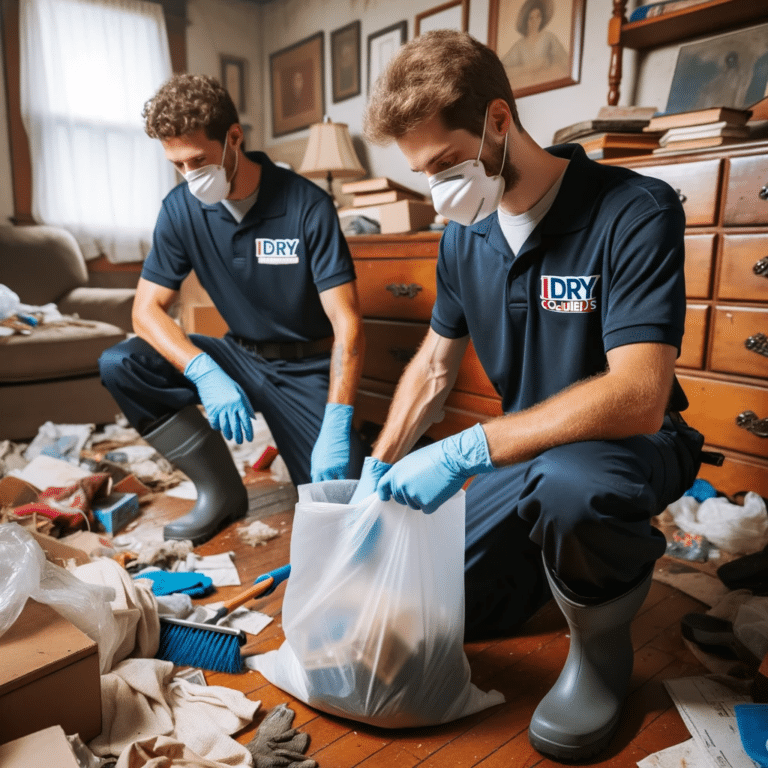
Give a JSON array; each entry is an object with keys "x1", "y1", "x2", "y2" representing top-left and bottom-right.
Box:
[
  {"x1": 99, "y1": 74, "x2": 365, "y2": 545},
  {"x1": 352, "y1": 31, "x2": 704, "y2": 762}
]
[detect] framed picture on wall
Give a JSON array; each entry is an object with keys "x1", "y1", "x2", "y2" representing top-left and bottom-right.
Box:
[
  {"x1": 270, "y1": 32, "x2": 325, "y2": 137},
  {"x1": 488, "y1": 0, "x2": 585, "y2": 98},
  {"x1": 220, "y1": 55, "x2": 246, "y2": 113},
  {"x1": 415, "y1": 0, "x2": 469, "y2": 36},
  {"x1": 367, "y1": 20, "x2": 407, "y2": 93},
  {"x1": 664, "y1": 22, "x2": 768, "y2": 114},
  {"x1": 331, "y1": 20, "x2": 361, "y2": 103}
]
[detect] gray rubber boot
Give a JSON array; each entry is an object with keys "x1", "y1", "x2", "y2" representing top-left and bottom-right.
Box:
[
  {"x1": 142, "y1": 405, "x2": 248, "y2": 545},
  {"x1": 528, "y1": 560, "x2": 653, "y2": 762}
]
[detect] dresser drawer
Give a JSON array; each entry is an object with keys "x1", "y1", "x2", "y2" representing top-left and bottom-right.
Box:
[
  {"x1": 362, "y1": 319, "x2": 498, "y2": 399},
  {"x1": 355, "y1": 258, "x2": 437, "y2": 321},
  {"x1": 678, "y1": 374, "x2": 768, "y2": 459},
  {"x1": 678, "y1": 304, "x2": 708, "y2": 370},
  {"x1": 711, "y1": 306, "x2": 768, "y2": 378},
  {"x1": 723, "y1": 153, "x2": 768, "y2": 226},
  {"x1": 684, "y1": 234, "x2": 716, "y2": 299},
  {"x1": 696, "y1": 450, "x2": 768, "y2": 499},
  {"x1": 633, "y1": 159, "x2": 721, "y2": 226},
  {"x1": 719, "y1": 234, "x2": 768, "y2": 301}
]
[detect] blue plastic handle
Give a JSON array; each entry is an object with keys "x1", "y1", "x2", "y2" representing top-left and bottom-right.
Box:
[{"x1": 254, "y1": 563, "x2": 291, "y2": 596}]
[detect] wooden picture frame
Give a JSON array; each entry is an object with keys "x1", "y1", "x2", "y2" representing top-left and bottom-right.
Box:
[
  {"x1": 220, "y1": 55, "x2": 246, "y2": 113},
  {"x1": 270, "y1": 32, "x2": 325, "y2": 137},
  {"x1": 367, "y1": 20, "x2": 407, "y2": 93},
  {"x1": 415, "y1": 0, "x2": 469, "y2": 36},
  {"x1": 488, "y1": 0, "x2": 585, "y2": 98},
  {"x1": 331, "y1": 21, "x2": 361, "y2": 103}
]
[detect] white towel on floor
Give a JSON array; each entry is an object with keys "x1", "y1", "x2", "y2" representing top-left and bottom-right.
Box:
[
  {"x1": 89, "y1": 658, "x2": 258, "y2": 766},
  {"x1": 74, "y1": 557, "x2": 159, "y2": 671},
  {"x1": 115, "y1": 735, "x2": 229, "y2": 767}
]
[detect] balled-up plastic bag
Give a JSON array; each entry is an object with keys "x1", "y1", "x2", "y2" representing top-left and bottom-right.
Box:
[
  {"x1": 247, "y1": 481, "x2": 504, "y2": 728},
  {"x1": 0, "y1": 523, "x2": 119, "y2": 673}
]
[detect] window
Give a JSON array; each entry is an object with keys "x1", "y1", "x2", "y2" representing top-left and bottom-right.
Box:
[{"x1": 2, "y1": 0, "x2": 186, "y2": 261}]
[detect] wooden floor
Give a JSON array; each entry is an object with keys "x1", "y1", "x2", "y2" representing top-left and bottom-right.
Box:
[{"x1": 137, "y1": 480, "x2": 710, "y2": 768}]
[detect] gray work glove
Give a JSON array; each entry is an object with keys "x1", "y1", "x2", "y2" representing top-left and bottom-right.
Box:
[{"x1": 246, "y1": 704, "x2": 317, "y2": 768}]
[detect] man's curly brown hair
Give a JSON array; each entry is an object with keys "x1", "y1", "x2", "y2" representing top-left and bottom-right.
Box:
[
  {"x1": 142, "y1": 73, "x2": 239, "y2": 143},
  {"x1": 363, "y1": 30, "x2": 522, "y2": 146}
]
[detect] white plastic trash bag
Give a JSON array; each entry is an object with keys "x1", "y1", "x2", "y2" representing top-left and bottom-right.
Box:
[
  {"x1": 246, "y1": 480, "x2": 504, "y2": 727},
  {"x1": 667, "y1": 492, "x2": 768, "y2": 554}
]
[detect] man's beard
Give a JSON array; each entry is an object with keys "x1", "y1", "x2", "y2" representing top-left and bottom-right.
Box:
[{"x1": 487, "y1": 134, "x2": 520, "y2": 193}]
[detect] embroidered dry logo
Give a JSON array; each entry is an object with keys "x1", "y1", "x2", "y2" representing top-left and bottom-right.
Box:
[
  {"x1": 256, "y1": 238, "x2": 299, "y2": 264},
  {"x1": 540, "y1": 275, "x2": 599, "y2": 313}
]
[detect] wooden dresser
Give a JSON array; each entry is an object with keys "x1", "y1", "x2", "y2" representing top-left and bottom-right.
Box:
[
  {"x1": 348, "y1": 142, "x2": 768, "y2": 496},
  {"x1": 604, "y1": 140, "x2": 768, "y2": 497}
]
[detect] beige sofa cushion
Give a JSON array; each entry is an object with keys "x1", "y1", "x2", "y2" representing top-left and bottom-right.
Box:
[
  {"x1": 59, "y1": 286, "x2": 135, "y2": 333},
  {"x1": 0, "y1": 225, "x2": 88, "y2": 305},
  {"x1": 0, "y1": 320, "x2": 125, "y2": 383}
]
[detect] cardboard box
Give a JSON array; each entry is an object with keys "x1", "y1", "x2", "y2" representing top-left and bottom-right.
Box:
[
  {"x1": 378, "y1": 199, "x2": 436, "y2": 234},
  {"x1": 29, "y1": 529, "x2": 90, "y2": 568},
  {"x1": 0, "y1": 725, "x2": 80, "y2": 767},
  {"x1": 91, "y1": 491, "x2": 140, "y2": 534},
  {"x1": 0, "y1": 600, "x2": 102, "y2": 745}
]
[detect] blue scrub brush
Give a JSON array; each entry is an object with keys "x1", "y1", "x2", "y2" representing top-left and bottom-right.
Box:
[{"x1": 156, "y1": 564, "x2": 291, "y2": 673}]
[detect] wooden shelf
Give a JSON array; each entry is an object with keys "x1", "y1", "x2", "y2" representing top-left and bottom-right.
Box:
[{"x1": 619, "y1": 0, "x2": 768, "y2": 50}]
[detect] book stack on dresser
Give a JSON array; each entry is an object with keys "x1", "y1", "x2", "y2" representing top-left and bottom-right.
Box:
[
  {"x1": 552, "y1": 105, "x2": 660, "y2": 159},
  {"x1": 649, "y1": 107, "x2": 753, "y2": 154}
]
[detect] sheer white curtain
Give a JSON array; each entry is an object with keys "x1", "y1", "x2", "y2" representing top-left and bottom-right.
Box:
[{"x1": 19, "y1": 0, "x2": 176, "y2": 262}]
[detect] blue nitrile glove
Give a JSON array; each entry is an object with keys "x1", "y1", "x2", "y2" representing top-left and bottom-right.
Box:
[
  {"x1": 184, "y1": 352, "x2": 254, "y2": 444},
  {"x1": 349, "y1": 456, "x2": 392, "y2": 504},
  {"x1": 735, "y1": 704, "x2": 768, "y2": 767},
  {"x1": 311, "y1": 403, "x2": 354, "y2": 482},
  {"x1": 377, "y1": 423, "x2": 494, "y2": 514}
]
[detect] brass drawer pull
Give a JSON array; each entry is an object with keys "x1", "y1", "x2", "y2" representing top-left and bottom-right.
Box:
[
  {"x1": 760, "y1": 185, "x2": 768, "y2": 201},
  {"x1": 745, "y1": 333, "x2": 768, "y2": 357},
  {"x1": 389, "y1": 347, "x2": 416, "y2": 363},
  {"x1": 755, "y1": 258, "x2": 768, "y2": 277},
  {"x1": 674, "y1": 188, "x2": 687, "y2": 204},
  {"x1": 386, "y1": 283, "x2": 423, "y2": 299},
  {"x1": 737, "y1": 410, "x2": 768, "y2": 438}
]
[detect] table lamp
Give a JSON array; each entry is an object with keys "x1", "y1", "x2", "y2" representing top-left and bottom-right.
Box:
[{"x1": 299, "y1": 115, "x2": 366, "y2": 205}]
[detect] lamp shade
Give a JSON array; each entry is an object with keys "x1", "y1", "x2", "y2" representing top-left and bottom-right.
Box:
[{"x1": 299, "y1": 117, "x2": 366, "y2": 180}]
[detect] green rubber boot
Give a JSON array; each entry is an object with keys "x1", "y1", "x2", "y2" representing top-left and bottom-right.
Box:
[
  {"x1": 142, "y1": 405, "x2": 248, "y2": 545},
  {"x1": 528, "y1": 561, "x2": 652, "y2": 762}
]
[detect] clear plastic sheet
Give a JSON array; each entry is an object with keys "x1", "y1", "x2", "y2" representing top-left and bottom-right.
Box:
[{"x1": 0, "y1": 523, "x2": 118, "y2": 672}]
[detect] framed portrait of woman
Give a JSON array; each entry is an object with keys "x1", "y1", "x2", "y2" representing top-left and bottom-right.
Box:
[{"x1": 488, "y1": 0, "x2": 585, "y2": 98}]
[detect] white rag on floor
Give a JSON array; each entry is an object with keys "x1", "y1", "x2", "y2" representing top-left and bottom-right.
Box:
[
  {"x1": 178, "y1": 551, "x2": 241, "y2": 586},
  {"x1": 89, "y1": 658, "x2": 259, "y2": 767},
  {"x1": 74, "y1": 557, "x2": 160, "y2": 672},
  {"x1": 115, "y1": 735, "x2": 234, "y2": 767}
]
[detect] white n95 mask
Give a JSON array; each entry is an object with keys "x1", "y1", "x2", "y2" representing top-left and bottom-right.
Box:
[
  {"x1": 428, "y1": 107, "x2": 509, "y2": 226},
  {"x1": 184, "y1": 136, "x2": 238, "y2": 205}
]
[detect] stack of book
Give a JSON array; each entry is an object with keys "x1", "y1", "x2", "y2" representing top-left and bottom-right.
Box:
[
  {"x1": 647, "y1": 107, "x2": 752, "y2": 154},
  {"x1": 553, "y1": 105, "x2": 662, "y2": 160},
  {"x1": 339, "y1": 177, "x2": 436, "y2": 234}
]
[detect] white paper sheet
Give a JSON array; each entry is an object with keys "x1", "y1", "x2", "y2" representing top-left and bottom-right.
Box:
[{"x1": 663, "y1": 676, "x2": 759, "y2": 768}]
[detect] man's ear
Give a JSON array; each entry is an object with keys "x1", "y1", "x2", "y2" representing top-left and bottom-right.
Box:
[
  {"x1": 488, "y1": 98, "x2": 512, "y2": 136},
  {"x1": 229, "y1": 123, "x2": 244, "y2": 151}
]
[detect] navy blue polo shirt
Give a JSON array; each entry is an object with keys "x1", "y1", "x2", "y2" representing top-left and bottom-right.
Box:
[
  {"x1": 431, "y1": 143, "x2": 688, "y2": 414},
  {"x1": 141, "y1": 151, "x2": 355, "y2": 343}
]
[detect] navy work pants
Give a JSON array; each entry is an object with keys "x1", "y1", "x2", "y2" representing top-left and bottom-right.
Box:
[
  {"x1": 98, "y1": 334, "x2": 366, "y2": 486},
  {"x1": 463, "y1": 415, "x2": 703, "y2": 640}
]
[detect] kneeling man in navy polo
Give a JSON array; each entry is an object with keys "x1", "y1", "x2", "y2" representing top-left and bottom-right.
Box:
[
  {"x1": 100, "y1": 74, "x2": 365, "y2": 545},
  {"x1": 353, "y1": 31, "x2": 704, "y2": 762}
]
